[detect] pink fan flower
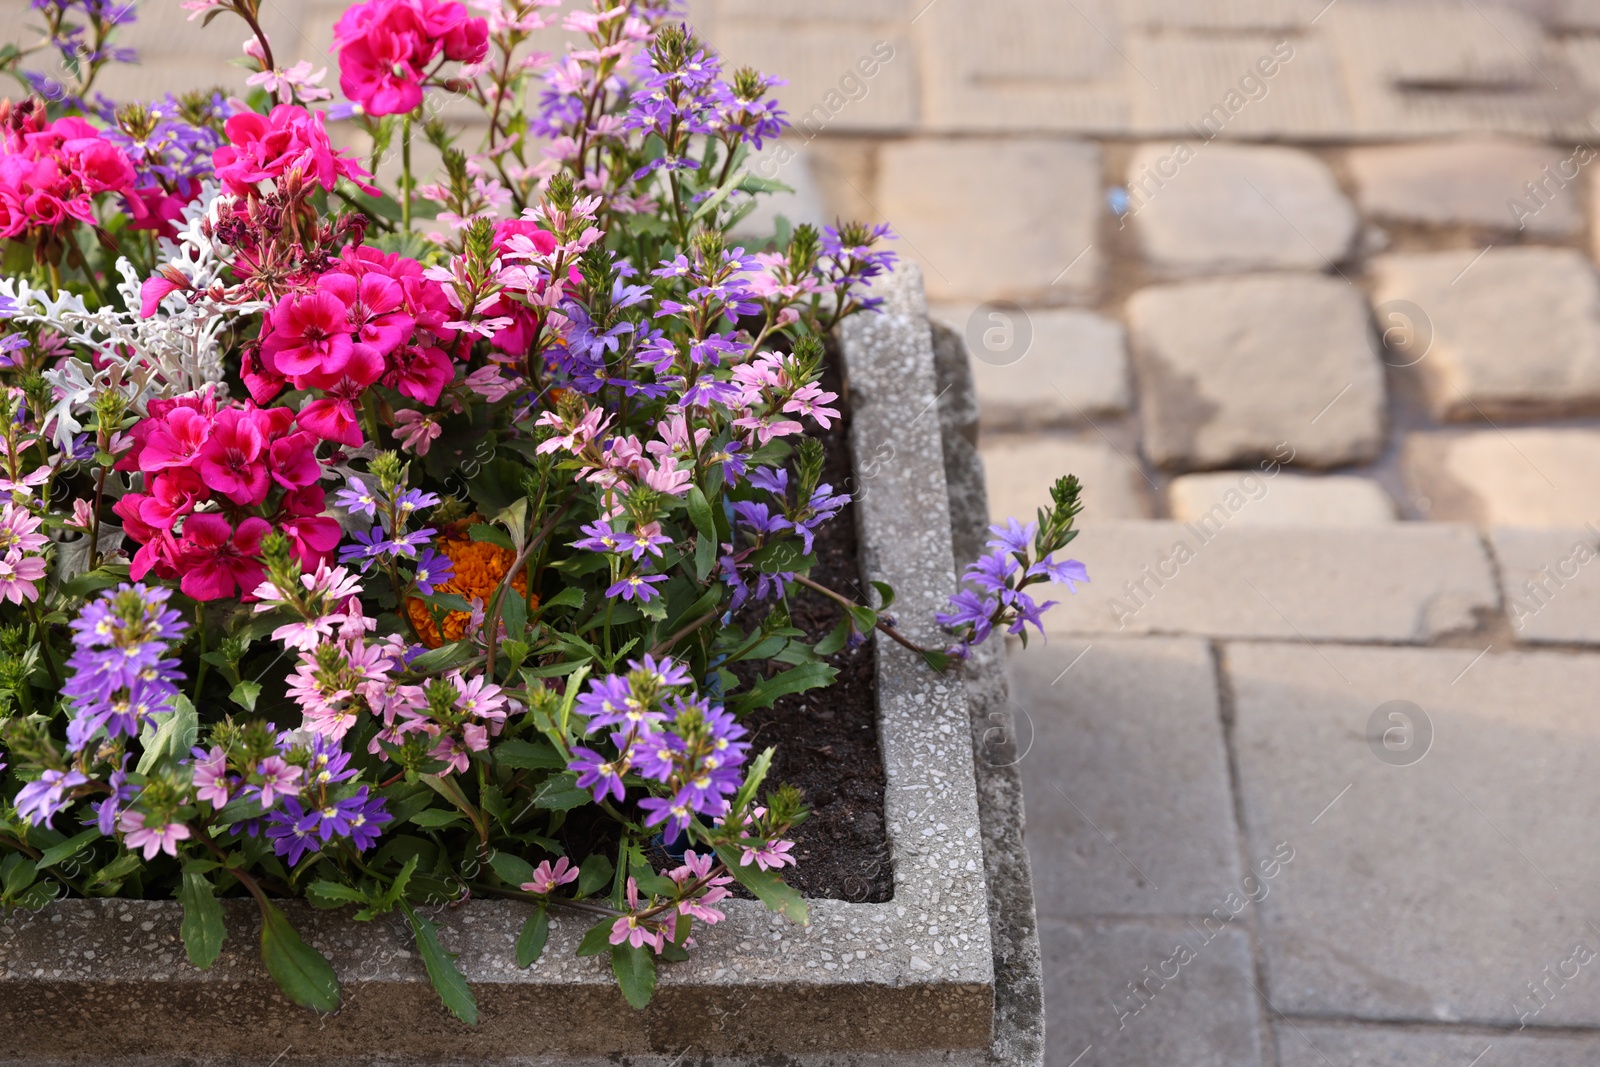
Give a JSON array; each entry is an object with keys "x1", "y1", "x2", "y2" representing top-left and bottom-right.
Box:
[
  {"x1": 520, "y1": 856, "x2": 580, "y2": 895},
  {"x1": 119, "y1": 811, "x2": 192, "y2": 859},
  {"x1": 0, "y1": 548, "x2": 45, "y2": 604}
]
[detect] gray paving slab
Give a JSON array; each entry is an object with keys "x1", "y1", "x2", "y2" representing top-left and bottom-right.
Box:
[
  {"x1": 1228, "y1": 642, "x2": 1600, "y2": 1027},
  {"x1": 1010, "y1": 638, "x2": 1244, "y2": 918},
  {"x1": 1039, "y1": 919, "x2": 1267, "y2": 1067},
  {"x1": 1275, "y1": 1022, "x2": 1600, "y2": 1067},
  {"x1": 1038, "y1": 522, "x2": 1498, "y2": 641}
]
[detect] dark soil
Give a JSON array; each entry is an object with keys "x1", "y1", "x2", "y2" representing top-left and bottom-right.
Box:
[
  {"x1": 735, "y1": 345, "x2": 894, "y2": 903},
  {"x1": 564, "y1": 345, "x2": 894, "y2": 902}
]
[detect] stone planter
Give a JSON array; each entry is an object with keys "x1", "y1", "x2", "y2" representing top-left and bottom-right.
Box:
[{"x1": 0, "y1": 266, "x2": 1044, "y2": 1067}]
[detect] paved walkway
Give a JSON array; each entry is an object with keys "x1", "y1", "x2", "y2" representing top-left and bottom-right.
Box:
[{"x1": 15, "y1": 1, "x2": 1600, "y2": 1063}]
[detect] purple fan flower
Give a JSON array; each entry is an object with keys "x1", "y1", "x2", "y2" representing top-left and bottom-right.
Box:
[
  {"x1": 607, "y1": 572, "x2": 669, "y2": 602},
  {"x1": 15, "y1": 769, "x2": 88, "y2": 829}
]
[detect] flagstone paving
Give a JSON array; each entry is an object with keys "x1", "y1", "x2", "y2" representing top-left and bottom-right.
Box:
[{"x1": 14, "y1": 1, "x2": 1600, "y2": 1064}]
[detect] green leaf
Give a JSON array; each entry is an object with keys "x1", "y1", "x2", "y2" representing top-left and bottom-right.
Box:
[
  {"x1": 179, "y1": 871, "x2": 226, "y2": 970},
  {"x1": 360, "y1": 855, "x2": 420, "y2": 920},
  {"x1": 229, "y1": 679, "x2": 262, "y2": 712},
  {"x1": 731, "y1": 661, "x2": 837, "y2": 714},
  {"x1": 628, "y1": 859, "x2": 677, "y2": 899},
  {"x1": 520, "y1": 659, "x2": 591, "y2": 679},
  {"x1": 690, "y1": 164, "x2": 749, "y2": 223},
  {"x1": 35, "y1": 827, "x2": 98, "y2": 868},
  {"x1": 403, "y1": 903, "x2": 480, "y2": 1026},
  {"x1": 920, "y1": 648, "x2": 954, "y2": 672},
  {"x1": 1, "y1": 853, "x2": 37, "y2": 896},
  {"x1": 494, "y1": 738, "x2": 564, "y2": 770},
  {"x1": 305, "y1": 881, "x2": 368, "y2": 909},
  {"x1": 611, "y1": 942, "x2": 658, "y2": 1009},
  {"x1": 411, "y1": 809, "x2": 468, "y2": 829},
  {"x1": 408, "y1": 642, "x2": 472, "y2": 675},
  {"x1": 869, "y1": 580, "x2": 896, "y2": 611},
  {"x1": 516, "y1": 906, "x2": 549, "y2": 969},
  {"x1": 731, "y1": 747, "x2": 775, "y2": 819},
  {"x1": 714, "y1": 844, "x2": 809, "y2": 926},
  {"x1": 419, "y1": 591, "x2": 475, "y2": 614},
  {"x1": 487, "y1": 851, "x2": 536, "y2": 888},
  {"x1": 468, "y1": 522, "x2": 515, "y2": 551},
  {"x1": 540, "y1": 586, "x2": 586, "y2": 612},
  {"x1": 577, "y1": 854, "x2": 614, "y2": 898},
  {"x1": 88, "y1": 852, "x2": 141, "y2": 889},
  {"x1": 576, "y1": 918, "x2": 614, "y2": 957},
  {"x1": 847, "y1": 604, "x2": 880, "y2": 635},
  {"x1": 686, "y1": 485, "x2": 718, "y2": 582},
  {"x1": 736, "y1": 174, "x2": 794, "y2": 195},
  {"x1": 813, "y1": 615, "x2": 852, "y2": 657},
  {"x1": 136, "y1": 694, "x2": 199, "y2": 774},
  {"x1": 534, "y1": 772, "x2": 591, "y2": 811},
  {"x1": 258, "y1": 901, "x2": 340, "y2": 1013},
  {"x1": 501, "y1": 593, "x2": 528, "y2": 641}
]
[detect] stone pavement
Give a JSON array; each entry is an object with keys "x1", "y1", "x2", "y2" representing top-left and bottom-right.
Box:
[{"x1": 13, "y1": 1, "x2": 1600, "y2": 1063}]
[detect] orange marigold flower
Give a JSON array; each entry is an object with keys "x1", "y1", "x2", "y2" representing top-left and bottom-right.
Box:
[{"x1": 406, "y1": 535, "x2": 533, "y2": 648}]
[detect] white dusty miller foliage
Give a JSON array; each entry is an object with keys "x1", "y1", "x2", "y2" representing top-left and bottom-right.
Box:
[{"x1": 0, "y1": 183, "x2": 265, "y2": 446}]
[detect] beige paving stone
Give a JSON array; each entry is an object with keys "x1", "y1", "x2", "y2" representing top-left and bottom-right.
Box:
[
  {"x1": 1039, "y1": 521, "x2": 1497, "y2": 641},
  {"x1": 1125, "y1": 35, "x2": 1357, "y2": 138},
  {"x1": 981, "y1": 437, "x2": 1153, "y2": 524},
  {"x1": 1490, "y1": 526, "x2": 1600, "y2": 643},
  {"x1": 1168, "y1": 472, "x2": 1396, "y2": 526},
  {"x1": 1229, "y1": 642, "x2": 1600, "y2": 1026},
  {"x1": 1276, "y1": 1023, "x2": 1600, "y2": 1067},
  {"x1": 1039, "y1": 920, "x2": 1267, "y2": 1067},
  {"x1": 802, "y1": 138, "x2": 880, "y2": 225},
  {"x1": 914, "y1": 0, "x2": 1132, "y2": 133},
  {"x1": 1127, "y1": 143, "x2": 1356, "y2": 274},
  {"x1": 1370, "y1": 248, "x2": 1600, "y2": 421},
  {"x1": 930, "y1": 306, "x2": 1130, "y2": 429},
  {"x1": 717, "y1": 23, "x2": 916, "y2": 133},
  {"x1": 1118, "y1": 0, "x2": 1318, "y2": 29},
  {"x1": 717, "y1": 0, "x2": 908, "y2": 21},
  {"x1": 877, "y1": 139, "x2": 1103, "y2": 304},
  {"x1": 1403, "y1": 429, "x2": 1600, "y2": 526},
  {"x1": 1011, "y1": 638, "x2": 1244, "y2": 917},
  {"x1": 1321, "y1": 1, "x2": 1589, "y2": 138},
  {"x1": 1127, "y1": 274, "x2": 1385, "y2": 470},
  {"x1": 1348, "y1": 137, "x2": 1585, "y2": 236}
]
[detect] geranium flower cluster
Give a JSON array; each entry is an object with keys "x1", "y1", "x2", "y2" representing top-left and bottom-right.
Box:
[
  {"x1": 249, "y1": 244, "x2": 460, "y2": 445},
  {"x1": 0, "y1": 103, "x2": 135, "y2": 244},
  {"x1": 112, "y1": 392, "x2": 341, "y2": 600},
  {"x1": 0, "y1": 0, "x2": 1084, "y2": 1023},
  {"x1": 333, "y1": 0, "x2": 489, "y2": 116}
]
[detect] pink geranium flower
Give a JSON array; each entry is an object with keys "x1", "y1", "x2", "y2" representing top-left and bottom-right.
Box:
[
  {"x1": 213, "y1": 104, "x2": 378, "y2": 197},
  {"x1": 177, "y1": 513, "x2": 271, "y2": 601}
]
